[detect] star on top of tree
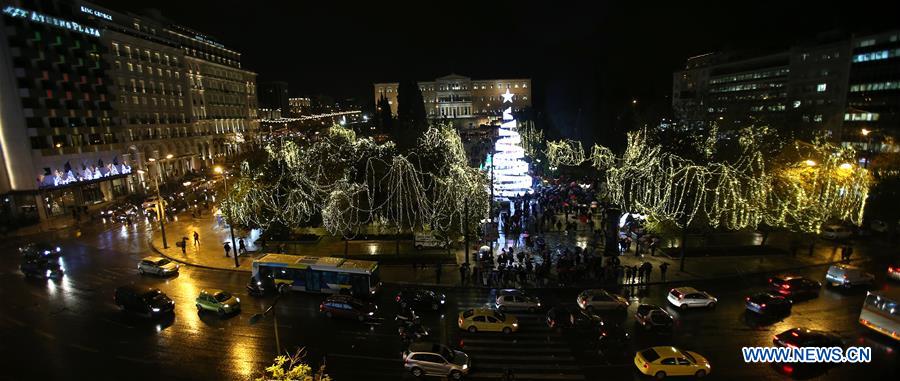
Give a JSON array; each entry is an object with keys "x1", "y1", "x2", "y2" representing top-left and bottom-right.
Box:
[{"x1": 501, "y1": 89, "x2": 514, "y2": 103}]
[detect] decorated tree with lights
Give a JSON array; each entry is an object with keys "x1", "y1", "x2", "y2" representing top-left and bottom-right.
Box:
[{"x1": 491, "y1": 90, "x2": 534, "y2": 197}]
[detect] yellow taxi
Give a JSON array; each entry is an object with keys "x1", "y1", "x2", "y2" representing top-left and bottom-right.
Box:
[
  {"x1": 634, "y1": 346, "x2": 711, "y2": 379},
  {"x1": 457, "y1": 308, "x2": 519, "y2": 334}
]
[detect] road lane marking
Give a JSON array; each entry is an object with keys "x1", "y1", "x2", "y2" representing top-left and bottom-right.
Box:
[
  {"x1": 68, "y1": 343, "x2": 100, "y2": 353},
  {"x1": 34, "y1": 329, "x2": 56, "y2": 340}
]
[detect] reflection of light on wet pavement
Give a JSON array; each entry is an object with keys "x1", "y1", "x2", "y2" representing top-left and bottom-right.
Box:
[{"x1": 228, "y1": 330, "x2": 262, "y2": 379}]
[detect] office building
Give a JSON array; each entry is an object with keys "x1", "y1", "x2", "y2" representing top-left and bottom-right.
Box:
[
  {"x1": 672, "y1": 30, "x2": 899, "y2": 154},
  {"x1": 288, "y1": 97, "x2": 310, "y2": 117},
  {"x1": 0, "y1": 0, "x2": 257, "y2": 224},
  {"x1": 374, "y1": 73, "x2": 531, "y2": 128}
]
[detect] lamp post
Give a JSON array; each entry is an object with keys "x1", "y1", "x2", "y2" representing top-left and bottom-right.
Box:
[
  {"x1": 139, "y1": 161, "x2": 167, "y2": 249},
  {"x1": 215, "y1": 166, "x2": 240, "y2": 268},
  {"x1": 250, "y1": 293, "x2": 282, "y2": 356}
]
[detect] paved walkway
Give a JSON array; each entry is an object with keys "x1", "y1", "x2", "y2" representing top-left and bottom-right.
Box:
[{"x1": 149, "y1": 209, "x2": 894, "y2": 288}]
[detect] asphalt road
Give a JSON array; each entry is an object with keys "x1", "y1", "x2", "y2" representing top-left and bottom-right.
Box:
[{"x1": 1, "y1": 220, "x2": 898, "y2": 381}]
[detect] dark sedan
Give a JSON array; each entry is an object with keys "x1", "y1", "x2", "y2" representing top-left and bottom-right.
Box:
[
  {"x1": 769, "y1": 275, "x2": 821, "y2": 300},
  {"x1": 546, "y1": 305, "x2": 603, "y2": 330},
  {"x1": 396, "y1": 289, "x2": 446, "y2": 311},
  {"x1": 745, "y1": 292, "x2": 792, "y2": 315}
]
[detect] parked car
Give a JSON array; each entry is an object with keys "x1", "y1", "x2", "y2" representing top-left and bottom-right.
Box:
[
  {"x1": 402, "y1": 342, "x2": 470, "y2": 380},
  {"x1": 577, "y1": 289, "x2": 629, "y2": 311},
  {"x1": 667, "y1": 287, "x2": 717, "y2": 310},
  {"x1": 546, "y1": 305, "x2": 603, "y2": 330},
  {"x1": 414, "y1": 232, "x2": 451, "y2": 250},
  {"x1": 195, "y1": 289, "x2": 241, "y2": 316},
  {"x1": 114, "y1": 285, "x2": 175, "y2": 318},
  {"x1": 745, "y1": 293, "x2": 792, "y2": 315},
  {"x1": 20, "y1": 259, "x2": 64, "y2": 279},
  {"x1": 634, "y1": 346, "x2": 711, "y2": 379},
  {"x1": 320, "y1": 295, "x2": 377, "y2": 321},
  {"x1": 825, "y1": 264, "x2": 875, "y2": 288},
  {"x1": 19, "y1": 243, "x2": 62, "y2": 260},
  {"x1": 820, "y1": 225, "x2": 852, "y2": 240},
  {"x1": 773, "y1": 327, "x2": 843, "y2": 349},
  {"x1": 138, "y1": 256, "x2": 179, "y2": 276},
  {"x1": 769, "y1": 275, "x2": 821, "y2": 299},
  {"x1": 458, "y1": 308, "x2": 518, "y2": 334},
  {"x1": 395, "y1": 289, "x2": 446, "y2": 311},
  {"x1": 495, "y1": 289, "x2": 542, "y2": 312},
  {"x1": 634, "y1": 304, "x2": 674, "y2": 331},
  {"x1": 888, "y1": 263, "x2": 900, "y2": 282}
]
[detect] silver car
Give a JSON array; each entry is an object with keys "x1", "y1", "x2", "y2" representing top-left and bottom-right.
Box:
[
  {"x1": 138, "y1": 256, "x2": 179, "y2": 276},
  {"x1": 495, "y1": 292, "x2": 542, "y2": 312},
  {"x1": 577, "y1": 289, "x2": 629, "y2": 311},
  {"x1": 403, "y1": 342, "x2": 469, "y2": 380}
]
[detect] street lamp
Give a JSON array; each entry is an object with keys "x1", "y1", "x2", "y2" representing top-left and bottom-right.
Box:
[
  {"x1": 138, "y1": 166, "x2": 168, "y2": 249},
  {"x1": 250, "y1": 293, "x2": 282, "y2": 356},
  {"x1": 215, "y1": 166, "x2": 240, "y2": 268}
]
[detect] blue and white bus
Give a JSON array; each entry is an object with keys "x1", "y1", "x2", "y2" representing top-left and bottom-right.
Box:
[
  {"x1": 859, "y1": 289, "x2": 900, "y2": 341},
  {"x1": 250, "y1": 254, "x2": 381, "y2": 296}
]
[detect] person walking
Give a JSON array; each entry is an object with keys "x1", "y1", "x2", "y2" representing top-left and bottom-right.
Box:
[
  {"x1": 659, "y1": 262, "x2": 669, "y2": 281},
  {"x1": 625, "y1": 266, "x2": 633, "y2": 284},
  {"x1": 180, "y1": 236, "x2": 188, "y2": 255},
  {"x1": 238, "y1": 238, "x2": 247, "y2": 255},
  {"x1": 224, "y1": 242, "x2": 232, "y2": 258},
  {"x1": 644, "y1": 262, "x2": 653, "y2": 282},
  {"x1": 631, "y1": 265, "x2": 638, "y2": 283},
  {"x1": 193, "y1": 231, "x2": 200, "y2": 247},
  {"x1": 637, "y1": 265, "x2": 645, "y2": 283},
  {"x1": 459, "y1": 264, "x2": 468, "y2": 286}
]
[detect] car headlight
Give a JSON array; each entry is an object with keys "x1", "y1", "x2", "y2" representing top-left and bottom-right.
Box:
[
  {"x1": 257, "y1": 281, "x2": 262, "y2": 286},
  {"x1": 462, "y1": 364, "x2": 468, "y2": 370},
  {"x1": 440, "y1": 299, "x2": 445, "y2": 304},
  {"x1": 55, "y1": 247, "x2": 61, "y2": 252},
  {"x1": 45, "y1": 270, "x2": 51, "y2": 277},
  {"x1": 224, "y1": 304, "x2": 230, "y2": 308},
  {"x1": 235, "y1": 298, "x2": 240, "y2": 303},
  {"x1": 368, "y1": 311, "x2": 375, "y2": 316},
  {"x1": 512, "y1": 322, "x2": 518, "y2": 327},
  {"x1": 152, "y1": 308, "x2": 161, "y2": 312},
  {"x1": 536, "y1": 302, "x2": 541, "y2": 307}
]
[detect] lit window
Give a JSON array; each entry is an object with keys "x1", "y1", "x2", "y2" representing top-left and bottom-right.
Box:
[{"x1": 816, "y1": 83, "x2": 827, "y2": 92}]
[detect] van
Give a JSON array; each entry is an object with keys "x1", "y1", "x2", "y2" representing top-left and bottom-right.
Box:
[
  {"x1": 825, "y1": 264, "x2": 874, "y2": 287},
  {"x1": 414, "y1": 233, "x2": 450, "y2": 250}
]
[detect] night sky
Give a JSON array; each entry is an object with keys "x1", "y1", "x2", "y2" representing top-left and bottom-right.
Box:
[{"x1": 95, "y1": 0, "x2": 900, "y2": 144}]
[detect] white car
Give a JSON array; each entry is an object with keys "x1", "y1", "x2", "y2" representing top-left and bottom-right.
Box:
[
  {"x1": 825, "y1": 264, "x2": 874, "y2": 287},
  {"x1": 138, "y1": 256, "x2": 179, "y2": 276},
  {"x1": 820, "y1": 225, "x2": 852, "y2": 240},
  {"x1": 495, "y1": 290, "x2": 542, "y2": 312},
  {"x1": 667, "y1": 287, "x2": 717, "y2": 310},
  {"x1": 576, "y1": 289, "x2": 629, "y2": 311}
]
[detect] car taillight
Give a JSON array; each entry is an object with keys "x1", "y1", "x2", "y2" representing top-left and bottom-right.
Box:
[
  {"x1": 643, "y1": 363, "x2": 649, "y2": 369},
  {"x1": 319, "y1": 304, "x2": 325, "y2": 311},
  {"x1": 745, "y1": 297, "x2": 750, "y2": 302},
  {"x1": 760, "y1": 304, "x2": 766, "y2": 308},
  {"x1": 782, "y1": 284, "x2": 790, "y2": 289},
  {"x1": 889, "y1": 266, "x2": 896, "y2": 273},
  {"x1": 395, "y1": 295, "x2": 401, "y2": 302}
]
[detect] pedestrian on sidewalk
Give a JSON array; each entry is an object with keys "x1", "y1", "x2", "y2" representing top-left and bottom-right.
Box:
[
  {"x1": 193, "y1": 231, "x2": 200, "y2": 246},
  {"x1": 637, "y1": 265, "x2": 645, "y2": 283},
  {"x1": 224, "y1": 242, "x2": 232, "y2": 257},
  {"x1": 659, "y1": 262, "x2": 669, "y2": 281},
  {"x1": 180, "y1": 237, "x2": 188, "y2": 254},
  {"x1": 643, "y1": 262, "x2": 653, "y2": 282},
  {"x1": 625, "y1": 266, "x2": 633, "y2": 284},
  {"x1": 238, "y1": 238, "x2": 247, "y2": 255},
  {"x1": 459, "y1": 264, "x2": 468, "y2": 286}
]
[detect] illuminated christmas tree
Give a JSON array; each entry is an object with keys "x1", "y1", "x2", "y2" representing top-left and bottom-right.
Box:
[{"x1": 491, "y1": 89, "x2": 533, "y2": 198}]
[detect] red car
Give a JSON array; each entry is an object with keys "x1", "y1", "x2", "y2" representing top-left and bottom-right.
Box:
[{"x1": 320, "y1": 295, "x2": 377, "y2": 321}]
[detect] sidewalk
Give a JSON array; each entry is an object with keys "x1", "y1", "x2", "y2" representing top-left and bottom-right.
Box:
[{"x1": 150, "y1": 209, "x2": 892, "y2": 288}]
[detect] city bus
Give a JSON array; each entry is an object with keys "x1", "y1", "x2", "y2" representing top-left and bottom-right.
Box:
[
  {"x1": 859, "y1": 289, "x2": 900, "y2": 341},
  {"x1": 250, "y1": 254, "x2": 381, "y2": 296}
]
